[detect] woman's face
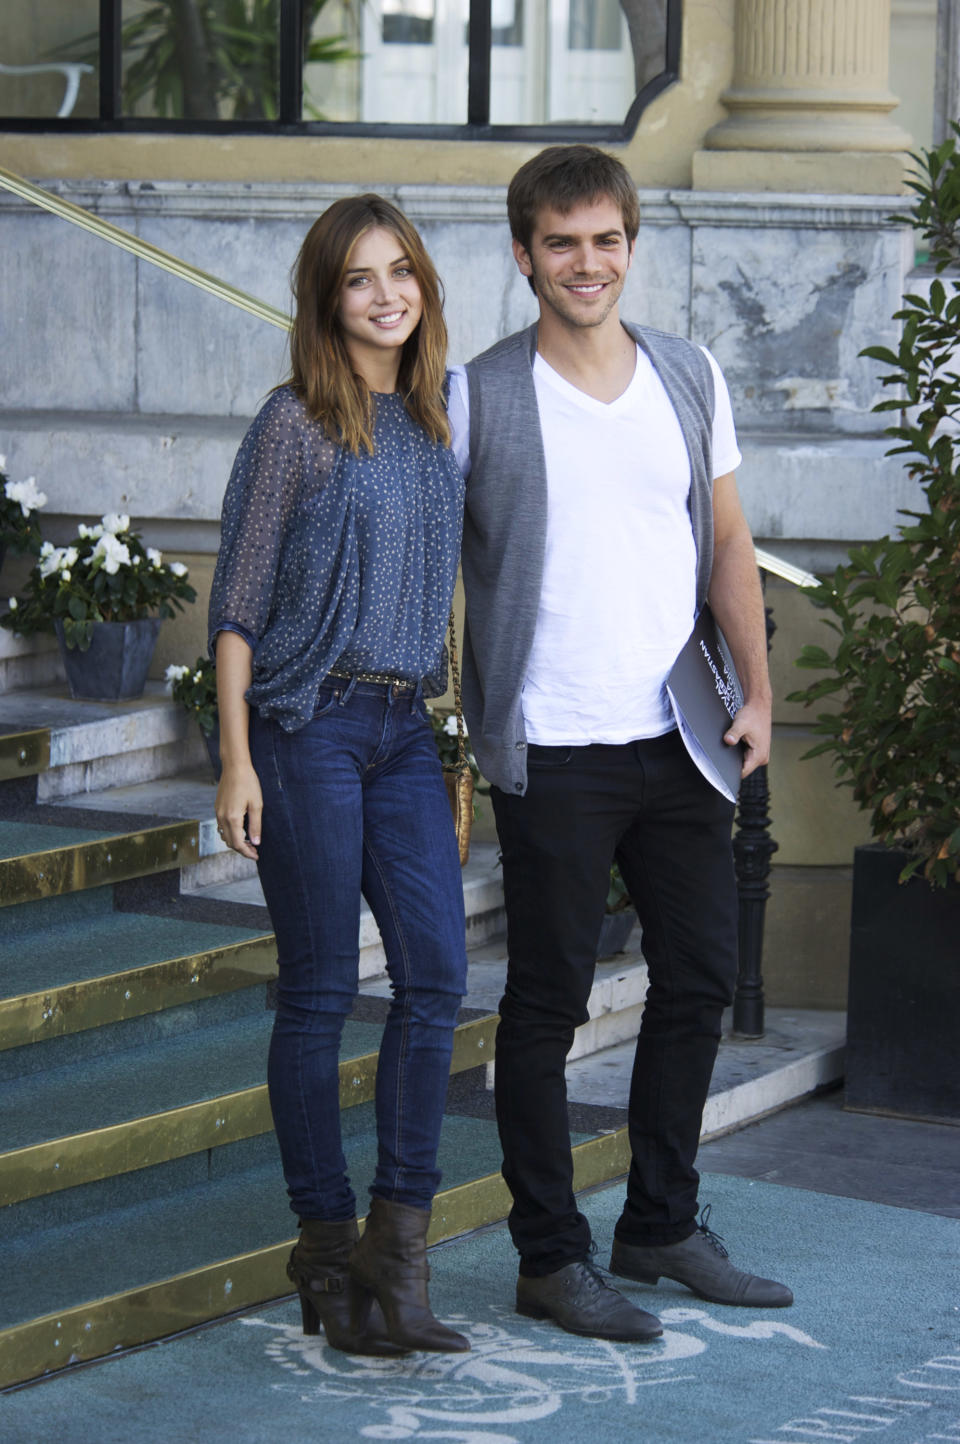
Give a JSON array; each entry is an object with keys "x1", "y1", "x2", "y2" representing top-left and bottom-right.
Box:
[{"x1": 337, "y1": 226, "x2": 423, "y2": 383}]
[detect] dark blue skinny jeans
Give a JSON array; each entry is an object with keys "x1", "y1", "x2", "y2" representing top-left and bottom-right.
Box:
[{"x1": 250, "y1": 677, "x2": 467, "y2": 1222}]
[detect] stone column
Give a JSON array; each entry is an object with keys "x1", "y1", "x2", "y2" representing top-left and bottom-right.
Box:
[{"x1": 693, "y1": 0, "x2": 913, "y2": 193}]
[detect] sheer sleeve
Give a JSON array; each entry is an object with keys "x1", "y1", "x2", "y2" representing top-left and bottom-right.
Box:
[{"x1": 208, "y1": 388, "x2": 332, "y2": 653}]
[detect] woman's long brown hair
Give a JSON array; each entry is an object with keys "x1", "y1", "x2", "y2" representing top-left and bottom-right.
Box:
[{"x1": 288, "y1": 194, "x2": 450, "y2": 455}]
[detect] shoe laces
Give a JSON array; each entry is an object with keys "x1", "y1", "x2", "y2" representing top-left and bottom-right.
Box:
[
  {"x1": 695, "y1": 1204, "x2": 729, "y2": 1259},
  {"x1": 582, "y1": 1242, "x2": 620, "y2": 1293}
]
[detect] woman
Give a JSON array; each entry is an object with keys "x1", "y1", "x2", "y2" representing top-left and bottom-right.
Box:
[{"x1": 209, "y1": 195, "x2": 468, "y2": 1356}]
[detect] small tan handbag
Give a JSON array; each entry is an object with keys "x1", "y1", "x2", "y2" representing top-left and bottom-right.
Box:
[{"x1": 443, "y1": 608, "x2": 473, "y2": 867}]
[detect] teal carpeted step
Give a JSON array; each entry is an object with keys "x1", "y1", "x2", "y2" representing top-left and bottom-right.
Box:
[
  {"x1": 0, "y1": 1105, "x2": 509, "y2": 1332},
  {"x1": 0, "y1": 818, "x2": 114, "y2": 859},
  {"x1": 0, "y1": 984, "x2": 274, "y2": 1082},
  {"x1": 0, "y1": 1015, "x2": 384, "y2": 1155},
  {"x1": 0, "y1": 1131, "x2": 284, "y2": 1241},
  {"x1": 0, "y1": 888, "x2": 266, "y2": 999}
]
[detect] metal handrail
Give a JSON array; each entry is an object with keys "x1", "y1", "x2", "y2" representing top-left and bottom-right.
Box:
[{"x1": 0, "y1": 164, "x2": 290, "y2": 331}]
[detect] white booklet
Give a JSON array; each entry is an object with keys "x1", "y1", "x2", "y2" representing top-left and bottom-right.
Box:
[{"x1": 666, "y1": 605, "x2": 744, "y2": 803}]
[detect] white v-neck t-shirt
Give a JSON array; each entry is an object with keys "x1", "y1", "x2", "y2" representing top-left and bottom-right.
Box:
[{"x1": 448, "y1": 343, "x2": 741, "y2": 745}]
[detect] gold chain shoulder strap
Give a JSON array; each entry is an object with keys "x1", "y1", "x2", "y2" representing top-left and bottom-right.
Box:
[{"x1": 447, "y1": 606, "x2": 468, "y2": 773}]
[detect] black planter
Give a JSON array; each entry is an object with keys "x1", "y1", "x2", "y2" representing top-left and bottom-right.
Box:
[
  {"x1": 54, "y1": 617, "x2": 162, "y2": 701},
  {"x1": 597, "y1": 907, "x2": 637, "y2": 960},
  {"x1": 845, "y1": 843, "x2": 960, "y2": 1124}
]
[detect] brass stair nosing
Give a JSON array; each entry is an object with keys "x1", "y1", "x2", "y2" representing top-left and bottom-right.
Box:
[
  {"x1": 0, "y1": 821, "x2": 200, "y2": 908},
  {"x1": 0, "y1": 729, "x2": 50, "y2": 782},
  {"x1": 0, "y1": 1014, "x2": 500, "y2": 1208},
  {"x1": 0, "y1": 933, "x2": 279, "y2": 1053},
  {"x1": 0, "y1": 1125, "x2": 630, "y2": 1392}
]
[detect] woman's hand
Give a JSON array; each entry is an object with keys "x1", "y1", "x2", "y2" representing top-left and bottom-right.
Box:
[
  {"x1": 213, "y1": 630, "x2": 261, "y2": 859},
  {"x1": 215, "y1": 760, "x2": 263, "y2": 860}
]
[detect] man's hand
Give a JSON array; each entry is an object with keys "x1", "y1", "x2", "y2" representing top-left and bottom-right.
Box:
[
  {"x1": 215, "y1": 760, "x2": 263, "y2": 860},
  {"x1": 723, "y1": 697, "x2": 772, "y2": 780}
]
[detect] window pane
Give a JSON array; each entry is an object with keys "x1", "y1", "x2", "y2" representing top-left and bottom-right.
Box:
[
  {"x1": 382, "y1": 0, "x2": 435, "y2": 45},
  {"x1": 121, "y1": 0, "x2": 279, "y2": 121},
  {"x1": 568, "y1": 0, "x2": 621, "y2": 51},
  {"x1": 0, "y1": 1, "x2": 99, "y2": 119},
  {"x1": 490, "y1": 0, "x2": 666, "y2": 126},
  {"x1": 309, "y1": 0, "x2": 466, "y2": 124},
  {"x1": 304, "y1": 0, "x2": 363, "y2": 121},
  {"x1": 492, "y1": 0, "x2": 523, "y2": 47}
]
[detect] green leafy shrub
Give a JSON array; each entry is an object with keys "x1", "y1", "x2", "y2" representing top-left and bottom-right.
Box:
[
  {"x1": 789, "y1": 129, "x2": 960, "y2": 887},
  {"x1": 0, "y1": 457, "x2": 46, "y2": 558},
  {"x1": 166, "y1": 656, "x2": 218, "y2": 736}
]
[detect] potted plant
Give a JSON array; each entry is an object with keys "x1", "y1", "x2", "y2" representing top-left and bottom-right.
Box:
[
  {"x1": 0, "y1": 456, "x2": 47, "y2": 573},
  {"x1": 788, "y1": 130, "x2": 960, "y2": 1124},
  {"x1": 2, "y1": 513, "x2": 196, "y2": 701},
  {"x1": 166, "y1": 656, "x2": 220, "y2": 777}
]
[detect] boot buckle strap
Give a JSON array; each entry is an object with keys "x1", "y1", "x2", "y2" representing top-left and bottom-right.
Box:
[{"x1": 311, "y1": 1275, "x2": 345, "y2": 1294}]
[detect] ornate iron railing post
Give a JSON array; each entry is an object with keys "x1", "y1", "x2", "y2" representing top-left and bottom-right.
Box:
[{"x1": 731, "y1": 598, "x2": 778, "y2": 1037}]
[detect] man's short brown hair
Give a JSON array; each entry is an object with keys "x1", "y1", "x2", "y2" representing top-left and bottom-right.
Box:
[{"x1": 507, "y1": 145, "x2": 641, "y2": 253}]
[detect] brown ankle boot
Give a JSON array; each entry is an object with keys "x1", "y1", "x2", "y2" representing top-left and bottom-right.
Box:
[
  {"x1": 287, "y1": 1217, "x2": 407, "y2": 1356},
  {"x1": 349, "y1": 1198, "x2": 470, "y2": 1353}
]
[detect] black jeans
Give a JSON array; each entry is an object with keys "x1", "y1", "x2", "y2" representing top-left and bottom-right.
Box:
[{"x1": 491, "y1": 729, "x2": 738, "y2": 1276}]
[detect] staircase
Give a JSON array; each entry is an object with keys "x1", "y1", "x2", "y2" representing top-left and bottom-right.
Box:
[{"x1": 0, "y1": 683, "x2": 651, "y2": 1390}]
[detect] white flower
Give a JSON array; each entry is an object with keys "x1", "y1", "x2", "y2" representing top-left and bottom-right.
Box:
[
  {"x1": 60, "y1": 569, "x2": 71, "y2": 582},
  {"x1": 39, "y1": 546, "x2": 66, "y2": 579},
  {"x1": 8, "y1": 597, "x2": 17, "y2": 610},
  {"x1": 443, "y1": 715, "x2": 460, "y2": 736},
  {"x1": 92, "y1": 534, "x2": 131, "y2": 576},
  {"x1": 83, "y1": 523, "x2": 104, "y2": 541},
  {"x1": 4, "y1": 476, "x2": 47, "y2": 517},
  {"x1": 169, "y1": 561, "x2": 188, "y2": 578},
  {"x1": 164, "y1": 663, "x2": 191, "y2": 692},
  {"x1": 102, "y1": 512, "x2": 130, "y2": 536},
  {"x1": 132, "y1": 555, "x2": 141, "y2": 567},
  {"x1": 61, "y1": 547, "x2": 78, "y2": 569},
  {"x1": 193, "y1": 671, "x2": 203, "y2": 684},
  {"x1": 147, "y1": 547, "x2": 163, "y2": 568}
]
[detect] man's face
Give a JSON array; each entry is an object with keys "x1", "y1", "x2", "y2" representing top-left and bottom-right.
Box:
[{"x1": 513, "y1": 197, "x2": 634, "y2": 331}]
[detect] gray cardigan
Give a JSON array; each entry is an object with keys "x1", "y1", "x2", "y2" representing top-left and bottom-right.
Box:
[{"x1": 461, "y1": 321, "x2": 715, "y2": 795}]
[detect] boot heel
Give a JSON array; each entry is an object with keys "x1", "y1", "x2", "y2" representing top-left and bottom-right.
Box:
[
  {"x1": 299, "y1": 1292, "x2": 321, "y2": 1335},
  {"x1": 516, "y1": 1300, "x2": 549, "y2": 1320}
]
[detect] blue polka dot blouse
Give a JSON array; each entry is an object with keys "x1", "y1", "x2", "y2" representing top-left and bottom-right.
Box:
[{"x1": 208, "y1": 385, "x2": 464, "y2": 731}]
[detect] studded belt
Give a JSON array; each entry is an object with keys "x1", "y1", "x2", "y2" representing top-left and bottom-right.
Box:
[{"x1": 327, "y1": 668, "x2": 418, "y2": 691}]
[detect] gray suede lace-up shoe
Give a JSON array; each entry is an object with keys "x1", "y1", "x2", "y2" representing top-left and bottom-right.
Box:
[
  {"x1": 610, "y1": 1207, "x2": 793, "y2": 1308},
  {"x1": 516, "y1": 1258, "x2": 663, "y2": 1341}
]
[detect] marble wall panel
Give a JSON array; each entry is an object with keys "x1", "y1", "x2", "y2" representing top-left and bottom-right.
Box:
[
  {"x1": 135, "y1": 216, "x2": 298, "y2": 417},
  {"x1": 690, "y1": 224, "x2": 905, "y2": 434},
  {"x1": 0, "y1": 211, "x2": 137, "y2": 412},
  {"x1": 418, "y1": 219, "x2": 538, "y2": 364},
  {"x1": 738, "y1": 436, "x2": 925, "y2": 544},
  {"x1": 1, "y1": 416, "x2": 245, "y2": 522},
  {"x1": 622, "y1": 223, "x2": 692, "y2": 337}
]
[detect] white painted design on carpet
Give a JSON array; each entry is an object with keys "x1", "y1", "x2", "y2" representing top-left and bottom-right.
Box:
[{"x1": 241, "y1": 1304, "x2": 825, "y2": 1442}]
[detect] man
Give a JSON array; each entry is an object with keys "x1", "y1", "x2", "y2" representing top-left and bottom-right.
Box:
[{"x1": 448, "y1": 145, "x2": 792, "y2": 1343}]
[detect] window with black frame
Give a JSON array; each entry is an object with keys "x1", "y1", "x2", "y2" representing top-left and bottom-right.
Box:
[{"x1": 0, "y1": 0, "x2": 679, "y2": 138}]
